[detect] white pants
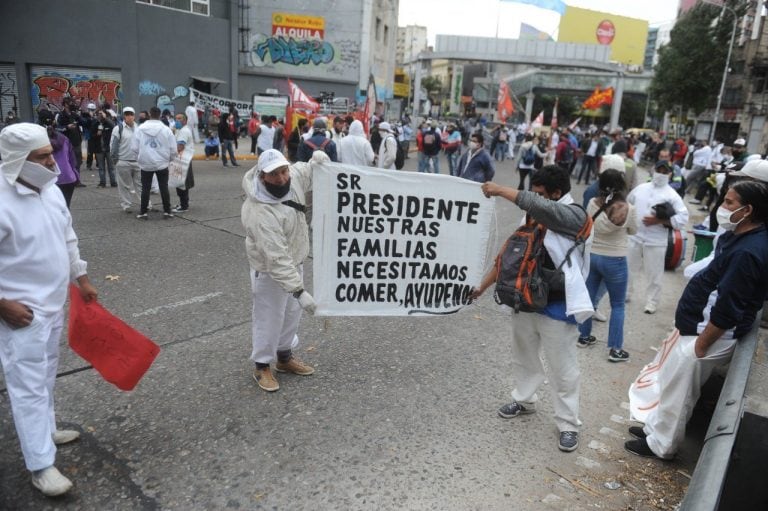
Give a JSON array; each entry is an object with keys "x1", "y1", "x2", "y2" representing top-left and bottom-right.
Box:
[
  {"x1": 250, "y1": 269, "x2": 302, "y2": 364},
  {"x1": 632, "y1": 331, "x2": 735, "y2": 458},
  {"x1": 627, "y1": 240, "x2": 666, "y2": 307},
  {"x1": 187, "y1": 120, "x2": 200, "y2": 143},
  {"x1": 0, "y1": 310, "x2": 64, "y2": 471},
  {"x1": 510, "y1": 312, "x2": 582, "y2": 432},
  {"x1": 115, "y1": 160, "x2": 144, "y2": 210}
]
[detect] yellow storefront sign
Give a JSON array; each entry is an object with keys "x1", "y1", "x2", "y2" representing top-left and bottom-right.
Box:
[
  {"x1": 272, "y1": 13, "x2": 325, "y2": 30},
  {"x1": 558, "y1": 6, "x2": 648, "y2": 66}
]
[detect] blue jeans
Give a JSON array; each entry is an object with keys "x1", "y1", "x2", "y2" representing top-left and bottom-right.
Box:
[
  {"x1": 418, "y1": 153, "x2": 440, "y2": 173},
  {"x1": 221, "y1": 140, "x2": 237, "y2": 165},
  {"x1": 578, "y1": 254, "x2": 628, "y2": 350},
  {"x1": 494, "y1": 142, "x2": 508, "y2": 161},
  {"x1": 446, "y1": 151, "x2": 459, "y2": 176}
]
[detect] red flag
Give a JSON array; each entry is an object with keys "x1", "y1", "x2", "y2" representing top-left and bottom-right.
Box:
[
  {"x1": 68, "y1": 285, "x2": 160, "y2": 391},
  {"x1": 550, "y1": 97, "x2": 558, "y2": 130},
  {"x1": 582, "y1": 86, "x2": 614, "y2": 110},
  {"x1": 288, "y1": 79, "x2": 319, "y2": 113},
  {"x1": 530, "y1": 110, "x2": 544, "y2": 131},
  {"x1": 497, "y1": 81, "x2": 514, "y2": 123}
]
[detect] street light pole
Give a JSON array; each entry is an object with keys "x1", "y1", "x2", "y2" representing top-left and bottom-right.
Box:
[{"x1": 705, "y1": 0, "x2": 738, "y2": 145}]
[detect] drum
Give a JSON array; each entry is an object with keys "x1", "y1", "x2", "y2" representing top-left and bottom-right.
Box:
[{"x1": 664, "y1": 229, "x2": 687, "y2": 270}]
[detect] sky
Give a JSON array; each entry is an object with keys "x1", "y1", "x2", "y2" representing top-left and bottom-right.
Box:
[{"x1": 398, "y1": 0, "x2": 680, "y2": 45}]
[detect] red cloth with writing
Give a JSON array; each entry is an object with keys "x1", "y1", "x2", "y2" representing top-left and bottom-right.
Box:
[{"x1": 68, "y1": 285, "x2": 160, "y2": 391}]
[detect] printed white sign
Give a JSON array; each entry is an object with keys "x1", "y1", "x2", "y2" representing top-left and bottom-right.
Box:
[
  {"x1": 189, "y1": 88, "x2": 252, "y2": 119},
  {"x1": 312, "y1": 163, "x2": 495, "y2": 316}
]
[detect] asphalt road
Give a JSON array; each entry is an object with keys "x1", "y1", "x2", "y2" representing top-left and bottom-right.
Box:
[{"x1": 0, "y1": 148, "x2": 708, "y2": 510}]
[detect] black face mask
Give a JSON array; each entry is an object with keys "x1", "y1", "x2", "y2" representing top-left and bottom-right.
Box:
[{"x1": 264, "y1": 178, "x2": 291, "y2": 199}]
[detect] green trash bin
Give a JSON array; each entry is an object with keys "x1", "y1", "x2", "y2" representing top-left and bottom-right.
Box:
[{"x1": 692, "y1": 229, "x2": 716, "y2": 262}]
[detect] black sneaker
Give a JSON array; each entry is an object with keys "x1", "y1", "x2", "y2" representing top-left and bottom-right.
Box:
[
  {"x1": 163, "y1": 212, "x2": 174, "y2": 219},
  {"x1": 558, "y1": 431, "x2": 579, "y2": 452},
  {"x1": 624, "y1": 438, "x2": 664, "y2": 459},
  {"x1": 609, "y1": 349, "x2": 630, "y2": 362},
  {"x1": 498, "y1": 401, "x2": 535, "y2": 419},
  {"x1": 136, "y1": 213, "x2": 148, "y2": 220},
  {"x1": 172, "y1": 205, "x2": 188, "y2": 213},
  {"x1": 577, "y1": 335, "x2": 597, "y2": 348},
  {"x1": 628, "y1": 426, "x2": 647, "y2": 440}
]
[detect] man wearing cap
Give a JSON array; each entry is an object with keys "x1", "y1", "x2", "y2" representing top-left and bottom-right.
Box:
[
  {"x1": 627, "y1": 158, "x2": 689, "y2": 314},
  {"x1": 131, "y1": 106, "x2": 177, "y2": 219},
  {"x1": 0, "y1": 123, "x2": 98, "y2": 496},
  {"x1": 241, "y1": 148, "x2": 329, "y2": 392},
  {"x1": 172, "y1": 112, "x2": 195, "y2": 213},
  {"x1": 110, "y1": 107, "x2": 147, "y2": 213},
  {"x1": 377, "y1": 121, "x2": 398, "y2": 170},
  {"x1": 297, "y1": 118, "x2": 337, "y2": 163}
]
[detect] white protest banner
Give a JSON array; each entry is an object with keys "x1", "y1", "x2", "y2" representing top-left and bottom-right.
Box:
[
  {"x1": 312, "y1": 163, "x2": 495, "y2": 316},
  {"x1": 189, "y1": 88, "x2": 252, "y2": 119}
]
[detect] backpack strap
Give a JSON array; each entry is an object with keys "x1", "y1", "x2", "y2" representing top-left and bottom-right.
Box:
[
  {"x1": 304, "y1": 140, "x2": 319, "y2": 151},
  {"x1": 282, "y1": 200, "x2": 307, "y2": 213}
]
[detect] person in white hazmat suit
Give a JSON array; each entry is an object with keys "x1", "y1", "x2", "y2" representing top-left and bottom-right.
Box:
[
  {"x1": 337, "y1": 120, "x2": 374, "y2": 167},
  {"x1": 0, "y1": 123, "x2": 98, "y2": 497},
  {"x1": 241, "y1": 148, "x2": 329, "y2": 392}
]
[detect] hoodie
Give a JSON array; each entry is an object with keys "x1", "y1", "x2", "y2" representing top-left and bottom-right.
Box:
[
  {"x1": 240, "y1": 153, "x2": 328, "y2": 292},
  {"x1": 338, "y1": 120, "x2": 375, "y2": 167},
  {"x1": 131, "y1": 119, "x2": 176, "y2": 171}
]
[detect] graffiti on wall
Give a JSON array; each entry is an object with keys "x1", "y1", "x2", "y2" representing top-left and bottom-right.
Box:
[
  {"x1": 138, "y1": 80, "x2": 190, "y2": 115},
  {"x1": 138, "y1": 80, "x2": 165, "y2": 96},
  {"x1": 31, "y1": 73, "x2": 123, "y2": 113},
  {"x1": 252, "y1": 36, "x2": 335, "y2": 66},
  {"x1": 0, "y1": 69, "x2": 19, "y2": 117}
]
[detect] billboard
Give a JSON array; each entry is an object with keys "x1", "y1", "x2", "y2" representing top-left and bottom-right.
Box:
[{"x1": 558, "y1": 6, "x2": 649, "y2": 66}]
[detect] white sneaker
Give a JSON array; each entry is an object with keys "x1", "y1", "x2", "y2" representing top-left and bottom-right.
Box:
[
  {"x1": 52, "y1": 429, "x2": 80, "y2": 445},
  {"x1": 593, "y1": 310, "x2": 608, "y2": 322},
  {"x1": 644, "y1": 302, "x2": 657, "y2": 314},
  {"x1": 31, "y1": 466, "x2": 73, "y2": 497}
]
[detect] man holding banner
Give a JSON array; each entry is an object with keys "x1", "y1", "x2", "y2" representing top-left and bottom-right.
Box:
[
  {"x1": 241, "y1": 148, "x2": 329, "y2": 392},
  {"x1": 472, "y1": 166, "x2": 594, "y2": 453}
]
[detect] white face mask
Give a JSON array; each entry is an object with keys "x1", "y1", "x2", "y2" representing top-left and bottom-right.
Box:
[
  {"x1": 652, "y1": 172, "x2": 670, "y2": 188},
  {"x1": 468, "y1": 141, "x2": 479, "y2": 151},
  {"x1": 18, "y1": 160, "x2": 60, "y2": 189},
  {"x1": 716, "y1": 205, "x2": 746, "y2": 231}
]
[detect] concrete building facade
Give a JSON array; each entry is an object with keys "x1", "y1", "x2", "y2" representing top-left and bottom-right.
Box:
[{"x1": 0, "y1": 0, "x2": 398, "y2": 122}]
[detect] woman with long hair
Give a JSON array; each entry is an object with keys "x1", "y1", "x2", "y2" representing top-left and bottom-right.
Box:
[{"x1": 577, "y1": 167, "x2": 636, "y2": 361}]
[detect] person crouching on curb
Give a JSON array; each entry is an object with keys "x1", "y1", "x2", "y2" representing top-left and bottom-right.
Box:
[
  {"x1": 241, "y1": 149, "x2": 329, "y2": 391},
  {"x1": 471, "y1": 165, "x2": 594, "y2": 452}
]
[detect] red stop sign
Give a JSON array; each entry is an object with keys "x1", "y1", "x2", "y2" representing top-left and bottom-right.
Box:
[{"x1": 596, "y1": 20, "x2": 615, "y2": 45}]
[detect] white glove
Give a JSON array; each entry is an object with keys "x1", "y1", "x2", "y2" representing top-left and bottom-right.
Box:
[
  {"x1": 310, "y1": 150, "x2": 331, "y2": 165},
  {"x1": 297, "y1": 290, "x2": 316, "y2": 313}
]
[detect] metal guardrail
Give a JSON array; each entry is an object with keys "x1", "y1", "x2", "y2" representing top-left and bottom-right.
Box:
[{"x1": 679, "y1": 315, "x2": 762, "y2": 511}]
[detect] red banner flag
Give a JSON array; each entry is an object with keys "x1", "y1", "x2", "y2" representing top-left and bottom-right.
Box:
[
  {"x1": 288, "y1": 79, "x2": 319, "y2": 113},
  {"x1": 68, "y1": 285, "x2": 160, "y2": 391},
  {"x1": 582, "y1": 86, "x2": 614, "y2": 110},
  {"x1": 497, "y1": 81, "x2": 514, "y2": 123}
]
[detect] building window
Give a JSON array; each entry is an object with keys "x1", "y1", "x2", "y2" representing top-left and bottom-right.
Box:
[
  {"x1": 723, "y1": 87, "x2": 743, "y2": 107},
  {"x1": 384, "y1": 25, "x2": 389, "y2": 45},
  {"x1": 376, "y1": 18, "x2": 381, "y2": 42},
  {"x1": 136, "y1": 0, "x2": 209, "y2": 16},
  {"x1": 753, "y1": 68, "x2": 768, "y2": 94}
]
